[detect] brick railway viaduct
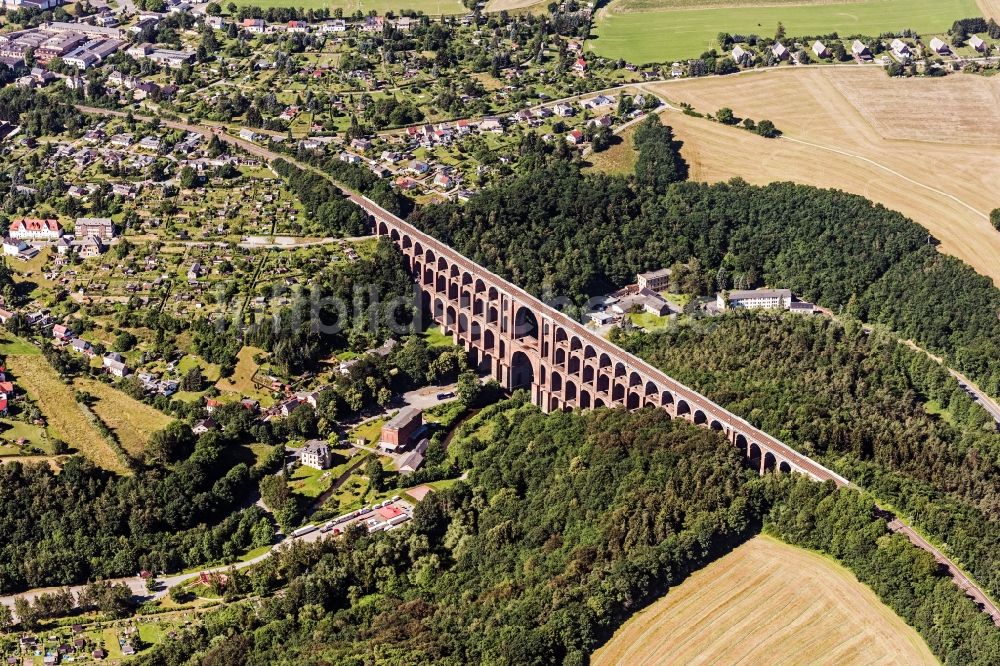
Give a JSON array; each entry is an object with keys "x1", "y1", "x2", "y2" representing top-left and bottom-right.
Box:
[{"x1": 354, "y1": 195, "x2": 849, "y2": 486}]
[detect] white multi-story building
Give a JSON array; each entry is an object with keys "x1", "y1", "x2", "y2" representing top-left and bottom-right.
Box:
[{"x1": 300, "y1": 441, "x2": 331, "y2": 470}]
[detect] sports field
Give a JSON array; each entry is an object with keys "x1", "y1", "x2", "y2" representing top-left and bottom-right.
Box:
[
  {"x1": 237, "y1": 0, "x2": 467, "y2": 14},
  {"x1": 586, "y1": 69, "x2": 1000, "y2": 285},
  {"x1": 590, "y1": 0, "x2": 981, "y2": 63},
  {"x1": 592, "y1": 535, "x2": 937, "y2": 665}
]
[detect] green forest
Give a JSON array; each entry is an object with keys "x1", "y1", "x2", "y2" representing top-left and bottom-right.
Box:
[
  {"x1": 132, "y1": 403, "x2": 999, "y2": 665},
  {"x1": 613, "y1": 313, "x2": 1000, "y2": 606},
  {"x1": 410, "y1": 116, "x2": 1000, "y2": 396},
  {"x1": 0, "y1": 427, "x2": 269, "y2": 594}
]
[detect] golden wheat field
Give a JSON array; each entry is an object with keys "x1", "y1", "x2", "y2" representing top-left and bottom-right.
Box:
[
  {"x1": 610, "y1": 68, "x2": 1000, "y2": 285},
  {"x1": 591, "y1": 535, "x2": 937, "y2": 666}
]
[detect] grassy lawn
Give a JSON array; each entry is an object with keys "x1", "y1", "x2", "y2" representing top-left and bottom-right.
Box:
[
  {"x1": 421, "y1": 326, "x2": 454, "y2": 348},
  {"x1": 923, "y1": 399, "x2": 957, "y2": 426},
  {"x1": 237, "y1": 0, "x2": 467, "y2": 14},
  {"x1": 216, "y1": 345, "x2": 270, "y2": 399},
  {"x1": 627, "y1": 311, "x2": 672, "y2": 330},
  {"x1": 75, "y1": 378, "x2": 173, "y2": 456},
  {"x1": 0, "y1": 419, "x2": 50, "y2": 451},
  {"x1": 590, "y1": 0, "x2": 982, "y2": 63},
  {"x1": 0, "y1": 333, "x2": 40, "y2": 355},
  {"x1": 6, "y1": 354, "x2": 127, "y2": 473},
  {"x1": 289, "y1": 459, "x2": 341, "y2": 498},
  {"x1": 349, "y1": 417, "x2": 385, "y2": 446},
  {"x1": 178, "y1": 354, "x2": 221, "y2": 382}
]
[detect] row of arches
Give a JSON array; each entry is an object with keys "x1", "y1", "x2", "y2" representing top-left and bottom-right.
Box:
[{"x1": 376, "y1": 217, "x2": 798, "y2": 478}]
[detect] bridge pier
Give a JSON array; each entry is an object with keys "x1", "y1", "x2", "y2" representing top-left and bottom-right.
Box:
[{"x1": 367, "y1": 207, "x2": 846, "y2": 487}]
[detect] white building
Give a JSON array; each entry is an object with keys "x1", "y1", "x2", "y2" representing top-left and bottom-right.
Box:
[
  {"x1": 300, "y1": 440, "x2": 331, "y2": 470},
  {"x1": 9, "y1": 218, "x2": 62, "y2": 241}
]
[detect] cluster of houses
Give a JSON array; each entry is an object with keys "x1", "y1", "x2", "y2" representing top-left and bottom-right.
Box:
[
  {"x1": 323, "y1": 92, "x2": 625, "y2": 201},
  {"x1": 13, "y1": 624, "x2": 115, "y2": 665},
  {"x1": 728, "y1": 34, "x2": 993, "y2": 71},
  {"x1": 587, "y1": 269, "x2": 815, "y2": 327},
  {"x1": 0, "y1": 365, "x2": 15, "y2": 417},
  {"x1": 2, "y1": 216, "x2": 116, "y2": 262},
  {"x1": 219, "y1": 13, "x2": 445, "y2": 37}
]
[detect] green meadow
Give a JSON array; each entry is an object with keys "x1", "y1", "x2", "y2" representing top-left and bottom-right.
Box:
[{"x1": 590, "y1": 0, "x2": 982, "y2": 63}]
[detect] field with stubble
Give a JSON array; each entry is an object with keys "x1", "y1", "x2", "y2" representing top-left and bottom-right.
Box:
[
  {"x1": 587, "y1": 68, "x2": 1000, "y2": 285},
  {"x1": 591, "y1": 535, "x2": 937, "y2": 666}
]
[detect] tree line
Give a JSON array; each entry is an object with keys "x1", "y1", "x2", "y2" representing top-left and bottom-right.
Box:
[
  {"x1": 130, "y1": 402, "x2": 999, "y2": 665},
  {"x1": 613, "y1": 313, "x2": 1000, "y2": 606},
  {"x1": 409, "y1": 115, "x2": 1000, "y2": 395}
]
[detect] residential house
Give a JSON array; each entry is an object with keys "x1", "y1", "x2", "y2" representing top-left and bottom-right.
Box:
[
  {"x1": 852, "y1": 39, "x2": 872, "y2": 60},
  {"x1": 812, "y1": 40, "x2": 829, "y2": 58},
  {"x1": 891, "y1": 38, "x2": 911, "y2": 58},
  {"x1": 242, "y1": 18, "x2": 266, "y2": 34},
  {"x1": 193, "y1": 418, "x2": 217, "y2": 434},
  {"x1": 76, "y1": 235, "x2": 104, "y2": 258},
  {"x1": 103, "y1": 352, "x2": 129, "y2": 377},
  {"x1": 929, "y1": 37, "x2": 950, "y2": 54},
  {"x1": 771, "y1": 42, "x2": 789, "y2": 60},
  {"x1": 970, "y1": 34, "x2": 989, "y2": 53},
  {"x1": 300, "y1": 440, "x2": 330, "y2": 469},
  {"x1": 51, "y1": 323, "x2": 71, "y2": 340},
  {"x1": 70, "y1": 338, "x2": 94, "y2": 357},
  {"x1": 565, "y1": 129, "x2": 584, "y2": 145},
  {"x1": 732, "y1": 44, "x2": 753, "y2": 64}
]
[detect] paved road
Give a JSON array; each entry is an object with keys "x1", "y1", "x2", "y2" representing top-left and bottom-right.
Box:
[{"x1": 889, "y1": 519, "x2": 1000, "y2": 626}]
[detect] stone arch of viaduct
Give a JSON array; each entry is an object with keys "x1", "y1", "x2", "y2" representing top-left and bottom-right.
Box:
[{"x1": 357, "y1": 196, "x2": 846, "y2": 484}]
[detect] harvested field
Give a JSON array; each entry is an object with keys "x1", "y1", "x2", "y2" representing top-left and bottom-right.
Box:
[
  {"x1": 978, "y1": 0, "x2": 1000, "y2": 18},
  {"x1": 592, "y1": 534, "x2": 937, "y2": 666},
  {"x1": 74, "y1": 378, "x2": 172, "y2": 456},
  {"x1": 590, "y1": 0, "x2": 980, "y2": 62},
  {"x1": 633, "y1": 68, "x2": 1000, "y2": 285},
  {"x1": 6, "y1": 355, "x2": 128, "y2": 474}
]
